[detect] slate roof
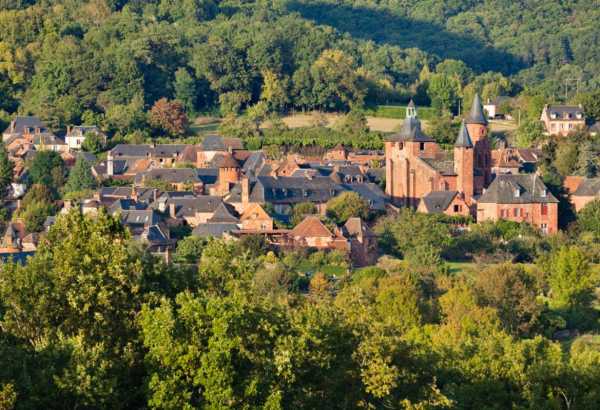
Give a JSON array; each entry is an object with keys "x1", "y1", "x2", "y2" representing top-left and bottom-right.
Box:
[
  {"x1": 207, "y1": 203, "x2": 239, "y2": 223},
  {"x1": 109, "y1": 199, "x2": 147, "y2": 213},
  {"x1": 479, "y1": 174, "x2": 558, "y2": 204},
  {"x1": 251, "y1": 176, "x2": 343, "y2": 204},
  {"x1": 421, "y1": 155, "x2": 456, "y2": 176},
  {"x1": 110, "y1": 144, "x2": 187, "y2": 159},
  {"x1": 572, "y1": 178, "x2": 600, "y2": 196},
  {"x1": 200, "y1": 135, "x2": 244, "y2": 151},
  {"x1": 454, "y1": 121, "x2": 473, "y2": 148},
  {"x1": 466, "y1": 94, "x2": 488, "y2": 125},
  {"x1": 3, "y1": 116, "x2": 46, "y2": 136},
  {"x1": 545, "y1": 105, "x2": 584, "y2": 120},
  {"x1": 135, "y1": 168, "x2": 202, "y2": 185},
  {"x1": 242, "y1": 151, "x2": 267, "y2": 175},
  {"x1": 421, "y1": 191, "x2": 458, "y2": 213},
  {"x1": 192, "y1": 223, "x2": 239, "y2": 238},
  {"x1": 67, "y1": 126, "x2": 106, "y2": 139},
  {"x1": 386, "y1": 117, "x2": 434, "y2": 142},
  {"x1": 210, "y1": 153, "x2": 240, "y2": 168},
  {"x1": 114, "y1": 209, "x2": 160, "y2": 226},
  {"x1": 342, "y1": 183, "x2": 388, "y2": 211},
  {"x1": 159, "y1": 196, "x2": 223, "y2": 217}
]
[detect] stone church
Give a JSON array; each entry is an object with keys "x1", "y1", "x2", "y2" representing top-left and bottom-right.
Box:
[{"x1": 385, "y1": 95, "x2": 491, "y2": 214}]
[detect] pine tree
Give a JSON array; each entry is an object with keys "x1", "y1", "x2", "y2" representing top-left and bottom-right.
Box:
[
  {"x1": 575, "y1": 140, "x2": 596, "y2": 178},
  {"x1": 65, "y1": 156, "x2": 96, "y2": 195}
]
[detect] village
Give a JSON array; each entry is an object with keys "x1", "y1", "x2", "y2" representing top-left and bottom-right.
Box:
[{"x1": 1, "y1": 95, "x2": 599, "y2": 266}]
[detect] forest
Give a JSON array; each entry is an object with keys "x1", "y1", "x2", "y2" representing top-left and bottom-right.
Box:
[
  {"x1": 0, "y1": 0, "x2": 599, "y2": 137},
  {"x1": 1, "y1": 207, "x2": 600, "y2": 408}
]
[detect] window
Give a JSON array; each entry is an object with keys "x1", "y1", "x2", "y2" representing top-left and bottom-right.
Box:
[
  {"x1": 541, "y1": 203, "x2": 548, "y2": 216},
  {"x1": 513, "y1": 208, "x2": 519, "y2": 217},
  {"x1": 541, "y1": 223, "x2": 548, "y2": 234},
  {"x1": 419, "y1": 142, "x2": 425, "y2": 151},
  {"x1": 453, "y1": 204, "x2": 462, "y2": 213}
]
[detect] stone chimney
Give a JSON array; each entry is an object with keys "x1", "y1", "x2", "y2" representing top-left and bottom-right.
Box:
[
  {"x1": 241, "y1": 176, "x2": 249, "y2": 206},
  {"x1": 169, "y1": 202, "x2": 176, "y2": 218}
]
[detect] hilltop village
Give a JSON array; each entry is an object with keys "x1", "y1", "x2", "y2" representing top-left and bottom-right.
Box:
[{"x1": 2, "y1": 95, "x2": 599, "y2": 264}]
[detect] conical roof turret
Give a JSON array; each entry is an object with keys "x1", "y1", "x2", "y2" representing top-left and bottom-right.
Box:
[
  {"x1": 465, "y1": 93, "x2": 488, "y2": 125},
  {"x1": 454, "y1": 120, "x2": 473, "y2": 148}
]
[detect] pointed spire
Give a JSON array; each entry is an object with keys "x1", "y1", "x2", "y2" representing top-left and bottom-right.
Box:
[
  {"x1": 406, "y1": 99, "x2": 417, "y2": 118},
  {"x1": 455, "y1": 121, "x2": 473, "y2": 148},
  {"x1": 465, "y1": 93, "x2": 488, "y2": 125}
]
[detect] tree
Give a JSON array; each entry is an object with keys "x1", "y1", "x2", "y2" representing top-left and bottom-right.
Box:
[
  {"x1": 575, "y1": 140, "x2": 596, "y2": 177},
  {"x1": 27, "y1": 150, "x2": 65, "y2": 192},
  {"x1": 80, "y1": 131, "x2": 106, "y2": 154},
  {"x1": 174, "y1": 235, "x2": 206, "y2": 264},
  {"x1": 326, "y1": 191, "x2": 369, "y2": 225},
  {"x1": 17, "y1": 183, "x2": 55, "y2": 232},
  {"x1": 148, "y1": 98, "x2": 189, "y2": 137},
  {"x1": 547, "y1": 247, "x2": 596, "y2": 328},
  {"x1": 311, "y1": 49, "x2": 365, "y2": 110},
  {"x1": 474, "y1": 264, "x2": 542, "y2": 336},
  {"x1": 174, "y1": 67, "x2": 197, "y2": 115},
  {"x1": 65, "y1": 156, "x2": 96, "y2": 196},
  {"x1": 576, "y1": 200, "x2": 600, "y2": 239},
  {"x1": 427, "y1": 110, "x2": 458, "y2": 146},
  {"x1": 0, "y1": 142, "x2": 13, "y2": 199},
  {"x1": 334, "y1": 109, "x2": 369, "y2": 137},
  {"x1": 515, "y1": 119, "x2": 545, "y2": 148},
  {"x1": 427, "y1": 73, "x2": 461, "y2": 113},
  {"x1": 261, "y1": 69, "x2": 288, "y2": 112},
  {"x1": 291, "y1": 202, "x2": 317, "y2": 226}
]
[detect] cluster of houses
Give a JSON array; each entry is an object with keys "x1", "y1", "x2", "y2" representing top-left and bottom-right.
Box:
[{"x1": 2, "y1": 95, "x2": 600, "y2": 264}]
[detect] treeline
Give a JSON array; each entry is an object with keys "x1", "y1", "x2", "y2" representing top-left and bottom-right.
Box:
[{"x1": 1, "y1": 209, "x2": 600, "y2": 408}]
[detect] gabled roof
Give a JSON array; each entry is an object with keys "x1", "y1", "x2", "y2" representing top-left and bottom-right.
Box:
[
  {"x1": 479, "y1": 174, "x2": 558, "y2": 204},
  {"x1": 3, "y1": 116, "x2": 46, "y2": 135},
  {"x1": 572, "y1": 178, "x2": 600, "y2": 197},
  {"x1": 240, "y1": 203, "x2": 271, "y2": 221},
  {"x1": 386, "y1": 117, "x2": 434, "y2": 142},
  {"x1": 343, "y1": 217, "x2": 374, "y2": 238},
  {"x1": 544, "y1": 105, "x2": 584, "y2": 119},
  {"x1": 135, "y1": 168, "x2": 202, "y2": 184},
  {"x1": 207, "y1": 202, "x2": 239, "y2": 223},
  {"x1": 290, "y1": 216, "x2": 333, "y2": 238},
  {"x1": 242, "y1": 151, "x2": 266, "y2": 175},
  {"x1": 465, "y1": 94, "x2": 488, "y2": 125},
  {"x1": 161, "y1": 196, "x2": 222, "y2": 217},
  {"x1": 454, "y1": 121, "x2": 473, "y2": 148},
  {"x1": 421, "y1": 191, "x2": 458, "y2": 213}
]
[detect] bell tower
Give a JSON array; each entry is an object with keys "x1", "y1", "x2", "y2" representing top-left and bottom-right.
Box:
[
  {"x1": 454, "y1": 121, "x2": 474, "y2": 202},
  {"x1": 465, "y1": 94, "x2": 491, "y2": 191}
]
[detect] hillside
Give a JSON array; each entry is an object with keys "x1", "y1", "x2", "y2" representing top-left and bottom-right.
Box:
[{"x1": 0, "y1": 0, "x2": 598, "y2": 131}]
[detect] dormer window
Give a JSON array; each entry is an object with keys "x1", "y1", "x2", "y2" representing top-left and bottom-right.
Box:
[
  {"x1": 576, "y1": 113, "x2": 583, "y2": 119},
  {"x1": 550, "y1": 112, "x2": 557, "y2": 119},
  {"x1": 303, "y1": 190, "x2": 309, "y2": 197},
  {"x1": 541, "y1": 188, "x2": 547, "y2": 198},
  {"x1": 514, "y1": 188, "x2": 520, "y2": 198}
]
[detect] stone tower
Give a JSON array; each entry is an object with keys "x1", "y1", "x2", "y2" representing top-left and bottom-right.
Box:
[
  {"x1": 454, "y1": 120, "x2": 474, "y2": 202},
  {"x1": 465, "y1": 94, "x2": 491, "y2": 193}
]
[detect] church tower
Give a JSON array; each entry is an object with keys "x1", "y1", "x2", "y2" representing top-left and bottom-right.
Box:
[
  {"x1": 465, "y1": 94, "x2": 491, "y2": 192},
  {"x1": 454, "y1": 121, "x2": 474, "y2": 202}
]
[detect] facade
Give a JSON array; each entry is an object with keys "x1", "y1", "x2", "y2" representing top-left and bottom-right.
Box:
[
  {"x1": 65, "y1": 126, "x2": 107, "y2": 150},
  {"x1": 417, "y1": 191, "x2": 471, "y2": 217},
  {"x1": 477, "y1": 174, "x2": 559, "y2": 233},
  {"x1": 540, "y1": 105, "x2": 585, "y2": 136},
  {"x1": 569, "y1": 177, "x2": 600, "y2": 212}
]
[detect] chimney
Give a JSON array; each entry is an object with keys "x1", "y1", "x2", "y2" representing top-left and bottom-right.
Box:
[
  {"x1": 169, "y1": 202, "x2": 176, "y2": 218},
  {"x1": 10, "y1": 120, "x2": 15, "y2": 132},
  {"x1": 241, "y1": 176, "x2": 249, "y2": 205},
  {"x1": 67, "y1": 126, "x2": 72, "y2": 135},
  {"x1": 107, "y1": 151, "x2": 114, "y2": 176},
  {"x1": 35, "y1": 127, "x2": 41, "y2": 134}
]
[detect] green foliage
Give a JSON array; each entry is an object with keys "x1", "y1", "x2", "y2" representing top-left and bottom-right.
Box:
[
  {"x1": 290, "y1": 201, "x2": 317, "y2": 226},
  {"x1": 427, "y1": 73, "x2": 461, "y2": 113},
  {"x1": 576, "y1": 200, "x2": 600, "y2": 240},
  {"x1": 174, "y1": 235, "x2": 207, "y2": 264},
  {"x1": 515, "y1": 119, "x2": 545, "y2": 148},
  {"x1": 26, "y1": 150, "x2": 65, "y2": 192},
  {"x1": 65, "y1": 156, "x2": 96, "y2": 195},
  {"x1": 325, "y1": 191, "x2": 369, "y2": 225},
  {"x1": 546, "y1": 246, "x2": 597, "y2": 328},
  {"x1": 0, "y1": 142, "x2": 13, "y2": 198},
  {"x1": 80, "y1": 131, "x2": 105, "y2": 154},
  {"x1": 16, "y1": 183, "x2": 55, "y2": 232}
]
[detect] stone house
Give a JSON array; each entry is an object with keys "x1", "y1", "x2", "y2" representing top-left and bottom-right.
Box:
[
  {"x1": 540, "y1": 105, "x2": 585, "y2": 136},
  {"x1": 477, "y1": 174, "x2": 559, "y2": 234}
]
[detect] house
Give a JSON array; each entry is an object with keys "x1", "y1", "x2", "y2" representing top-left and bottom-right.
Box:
[
  {"x1": 193, "y1": 135, "x2": 244, "y2": 166},
  {"x1": 65, "y1": 126, "x2": 107, "y2": 150},
  {"x1": 240, "y1": 203, "x2": 273, "y2": 231},
  {"x1": 540, "y1": 105, "x2": 585, "y2": 136},
  {"x1": 210, "y1": 153, "x2": 241, "y2": 196},
  {"x1": 417, "y1": 191, "x2": 471, "y2": 217},
  {"x1": 342, "y1": 217, "x2": 378, "y2": 267},
  {"x1": 385, "y1": 95, "x2": 491, "y2": 209},
  {"x1": 2, "y1": 116, "x2": 47, "y2": 142},
  {"x1": 477, "y1": 174, "x2": 559, "y2": 234},
  {"x1": 191, "y1": 202, "x2": 241, "y2": 238},
  {"x1": 483, "y1": 96, "x2": 512, "y2": 119},
  {"x1": 288, "y1": 216, "x2": 348, "y2": 251},
  {"x1": 134, "y1": 168, "x2": 213, "y2": 193},
  {"x1": 154, "y1": 195, "x2": 224, "y2": 226},
  {"x1": 32, "y1": 134, "x2": 68, "y2": 153},
  {"x1": 569, "y1": 177, "x2": 600, "y2": 212}
]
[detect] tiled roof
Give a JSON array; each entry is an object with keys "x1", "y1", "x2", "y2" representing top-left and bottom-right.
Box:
[
  {"x1": 479, "y1": 174, "x2": 558, "y2": 204},
  {"x1": 200, "y1": 135, "x2": 244, "y2": 151},
  {"x1": 454, "y1": 121, "x2": 473, "y2": 148},
  {"x1": 343, "y1": 217, "x2": 374, "y2": 238},
  {"x1": 290, "y1": 216, "x2": 333, "y2": 238},
  {"x1": 386, "y1": 117, "x2": 434, "y2": 142},
  {"x1": 192, "y1": 223, "x2": 239, "y2": 237},
  {"x1": 210, "y1": 153, "x2": 240, "y2": 168},
  {"x1": 421, "y1": 156, "x2": 456, "y2": 176},
  {"x1": 465, "y1": 94, "x2": 488, "y2": 125},
  {"x1": 207, "y1": 203, "x2": 239, "y2": 223}
]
